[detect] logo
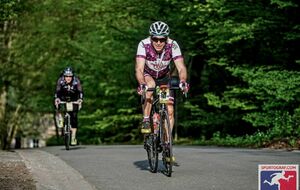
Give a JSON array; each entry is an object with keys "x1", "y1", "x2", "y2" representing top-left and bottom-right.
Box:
[{"x1": 259, "y1": 164, "x2": 299, "y2": 190}]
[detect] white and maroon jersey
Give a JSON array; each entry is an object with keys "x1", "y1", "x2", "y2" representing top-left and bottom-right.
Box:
[{"x1": 136, "y1": 37, "x2": 183, "y2": 79}]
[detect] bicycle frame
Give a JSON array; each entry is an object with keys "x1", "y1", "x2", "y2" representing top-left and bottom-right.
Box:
[{"x1": 152, "y1": 86, "x2": 171, "y2": 146}]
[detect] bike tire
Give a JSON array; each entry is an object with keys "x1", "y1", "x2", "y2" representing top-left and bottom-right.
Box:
[
  {"x1": 64, "y1": 133, "x2": 70, "y2": 150},
  {"x1": 161, "y1": 110, "x2": 173, "y2": 177},
  {"x1": 145, "y1": 134, "x2": 158, "y2": 173},
  {"x1": 64, "y1": 115, "x2": 71, "y2": 150}
]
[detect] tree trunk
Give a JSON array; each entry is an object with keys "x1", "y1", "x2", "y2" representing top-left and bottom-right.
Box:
[
  {"x1": 6, "y1": 104, "x2": 21, "y2": 150},
  {"x1": 0, "y1": 84, "x2": 8, "y2": 150}
]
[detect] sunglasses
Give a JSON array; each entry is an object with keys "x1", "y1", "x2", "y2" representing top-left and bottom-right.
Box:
[{"x1": 151, "y1": 37, "x2": 167, "y2": 43}]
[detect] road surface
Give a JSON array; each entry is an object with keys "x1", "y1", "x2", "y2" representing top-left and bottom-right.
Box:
[{"x1": 18, "y1": 145, "x2": 300, "y2": 190}]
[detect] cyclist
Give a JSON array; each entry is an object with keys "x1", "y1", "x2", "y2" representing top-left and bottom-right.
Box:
[
  {"x1": 135, "y1": 21, "x2": 189, "y2": 134},
  {"x1": 54, "y1": 67, "x2": 83, "y2": 145}
]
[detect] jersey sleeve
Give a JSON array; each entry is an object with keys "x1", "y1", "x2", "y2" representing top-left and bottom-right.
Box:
[
  {"x1": 136, "y1": 41, "x2": 146, "y2": 59},
  {"x1": 171, "y1": 40, "x2": 183, "y2": 60},
  {"x1": 76, "y1": 78, "x2": 84, "y2": 99},
  {"x1": 54, "y1": 77, "x2": 62, "y2": 99}
]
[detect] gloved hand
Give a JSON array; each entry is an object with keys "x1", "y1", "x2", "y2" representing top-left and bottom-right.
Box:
[
  {"x1": 77, "y1": 99, "x2": 83, "y2": 110},
  {"x1": 179, "y1": 81, "x2": 189, "y2": 93},
  {"x1": 137, "y1": 84, "x2": 148, "y2": 95},
  {"x1": 54, "y1": 98, "x2": 61, "y2": 108}
]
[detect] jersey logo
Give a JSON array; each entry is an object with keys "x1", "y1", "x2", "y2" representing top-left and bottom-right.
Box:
[
  {"x1": 147, "y1": 60, "x2": 168, "y2": 71},
  {"x1": 172, "y1": 43, "x2": 178, "y2": 50}
]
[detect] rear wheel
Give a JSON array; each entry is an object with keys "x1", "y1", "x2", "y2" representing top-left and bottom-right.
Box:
[
  {"x1": 161, "y1": 111, "x2": 173, "y2": 177},
  {"x1": 64, "y1": 134, "x2": 70, "y2": 150},
  {"x1": 145, "y1": 134, "x2": 158, "y2": 173}
]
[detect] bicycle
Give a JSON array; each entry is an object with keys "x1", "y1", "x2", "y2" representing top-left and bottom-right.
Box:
[
  {"x1": 56, "y1": 101, "x2": 81, "y2": 150},
  {"x1": 142, "y1": 84, "x2": 186, "y2": 177}
]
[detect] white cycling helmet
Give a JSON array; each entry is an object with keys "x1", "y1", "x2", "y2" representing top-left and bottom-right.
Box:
[{"x1": 149, "y1": 21, "x2": 170, "y2": 37}]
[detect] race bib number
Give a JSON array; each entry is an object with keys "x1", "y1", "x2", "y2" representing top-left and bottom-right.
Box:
[{"x1": 66, "y1": 102, "x2": 73, "y2": 111}]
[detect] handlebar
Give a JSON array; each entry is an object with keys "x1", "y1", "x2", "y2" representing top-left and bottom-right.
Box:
[
  {"x1": 56, "y1": 100, "x2": 82, "y2": 111},
  {"x1": 145, "y1": 86, "x2": 186, "y2": 91},
  {"x1": 145, "y1": 86, "x2": 187, "y2": 96},
  {"x1": 59, "y1": 101, "x2": 81, "y2": 104},
  {"x1": 141, "y1": 85, "x2": 187, "y2": 104}
]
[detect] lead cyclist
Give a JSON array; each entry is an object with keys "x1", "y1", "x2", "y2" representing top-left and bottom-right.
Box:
[{"x1": 135, "y1": 21, "x2": 189, "y2": 137}]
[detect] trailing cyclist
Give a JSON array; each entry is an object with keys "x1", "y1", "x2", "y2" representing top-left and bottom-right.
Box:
[
  {"x1": 54, "y1": 67, "x2": 83, "y2": 146},
  {"x1": 135, "y1": 21, "x2": 189, "y2": 134}
]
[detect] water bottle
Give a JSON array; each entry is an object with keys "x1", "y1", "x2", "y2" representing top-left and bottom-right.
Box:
[{"x1": 152, "y1": 113, "x2": 160, "y2": 134}]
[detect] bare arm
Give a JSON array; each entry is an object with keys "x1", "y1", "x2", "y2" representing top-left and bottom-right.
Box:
[
  {"x1": 135, "y1": 57, "x2": 146, "y2": 85},
  {"x1": 174, "y1": 58, "x2": 187, "y2": 82}
]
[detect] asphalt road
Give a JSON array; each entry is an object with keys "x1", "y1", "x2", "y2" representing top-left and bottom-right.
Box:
[{"x1": 19, "y1": 145, "x2": 300, "y2": 190}]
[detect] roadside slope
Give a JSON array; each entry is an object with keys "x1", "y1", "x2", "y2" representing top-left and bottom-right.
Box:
[
  {"x1": 17, "y1": 149, "x2": 96, "y2": 190},
  {"x1": 0, "y1": 150, "x2": 36, "y2": 189}
]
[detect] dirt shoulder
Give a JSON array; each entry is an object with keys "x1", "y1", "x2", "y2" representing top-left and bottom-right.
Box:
[
  {"x1": 0, "y1": 150, "x2": 36, "y2": 190},
  {"x1": 17, "y1": 149, "x2": 96, "y2": 190},
  {"x1": 1, "y1": 149, "x2": 95, "y2": 190}
]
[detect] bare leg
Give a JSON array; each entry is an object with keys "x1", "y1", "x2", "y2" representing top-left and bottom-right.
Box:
[
  {"x1": 167, "y1": 104, "x2": 174, "y2": 131},
  {"x1": 143, "y1": 76, "x2": 156, "y2": 117},
  {"x1": 71, "y1": 128, "x2": 77, "y2": 139}
]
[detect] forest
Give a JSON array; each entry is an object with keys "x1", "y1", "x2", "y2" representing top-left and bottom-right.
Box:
[{"x1": 1, "y1": 0, "x2": 300, "y2": 150}]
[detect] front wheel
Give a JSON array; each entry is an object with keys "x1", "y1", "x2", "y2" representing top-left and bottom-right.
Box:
[
  {"x1": 161, "y1": 111, "x2": 173, "y2": 177},
  {"x1": 64, "y1": 133, "x2": 70, "y2": 150},
  {"x1": 145, "y1": 134, "x2": 158, "y2": 173},
  {"x1": 64, "y1": 115, "x2": 71, "y2": 150}
]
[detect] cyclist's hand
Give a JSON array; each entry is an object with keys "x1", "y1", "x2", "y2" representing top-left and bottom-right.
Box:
[
  {"x1": 179, "y1": 81, "x2": 189, "y2": 93},
  {"x1": 77, "y1": 99, "x2": 83, "y2": 104},
  {"x1": 77, "y1": 99, "x2": 83, "y2": 110},
  {"x1": 55, "y1": 98, "x2": 61, "y2": 109},
  {"x1": 137, "y1": 84, "x2": 148, "y2": 95}
]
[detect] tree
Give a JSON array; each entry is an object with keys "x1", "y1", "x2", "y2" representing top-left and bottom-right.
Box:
[{"x1": 182, "y1": 0, "x2": 300, "y2": 142}]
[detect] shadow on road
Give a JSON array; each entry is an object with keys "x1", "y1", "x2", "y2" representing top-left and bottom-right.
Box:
[
  {"x1": 59, "y1": 146, "x2": 86, "y2": 151},
  {"x1": 134, "y1": 160, "x2": 179, "y2": 171},
  {"x1": 133, "y1": 160, "x2": 149, "y2": 171},
  {"x1": 134, "y1": 159, "x2": 180, "y2": 177}
]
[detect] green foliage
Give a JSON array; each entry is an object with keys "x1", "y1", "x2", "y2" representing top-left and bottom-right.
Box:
[
  {"x1": 180, "y1": 0, "x2": 300, "y2": 144},
  {"x1": 46, "y1": 135, "x2": 64, "y2": 146},
  {"x1": 0, "y1": 0, "x2": 21, "y2": 21},
  {"x1": 270, "y1": 0, "x2": 298, "y2": 8}
]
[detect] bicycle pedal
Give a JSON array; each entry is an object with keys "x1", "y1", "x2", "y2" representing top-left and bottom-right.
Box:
[
  {"x1": 141, "y1": 128, "x2": 151, "y2": 134},
  {"x1": 157, "y1": 146, "x2": 162, "y2": 152}
]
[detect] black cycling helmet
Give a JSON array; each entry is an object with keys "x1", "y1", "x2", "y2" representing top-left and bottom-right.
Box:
[{"x1": 63, "y1": 67, "x2": 73, "y2": 77}]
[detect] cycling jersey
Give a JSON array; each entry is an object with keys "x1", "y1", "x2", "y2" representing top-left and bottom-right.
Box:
[
  {"x1": 136, "y1": 37, "x2": 183, "y2": 79},
  {"x1": 55, "y1": 76, "x2": 83, "y2": 102}
]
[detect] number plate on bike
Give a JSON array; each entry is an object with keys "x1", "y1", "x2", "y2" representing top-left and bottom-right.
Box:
[
  {"x1": 66, "y1": 102, "x2": 73, "y2": 111},
  {"x1": 159, "y1": 88, "x2": 170, "y2": 104}
]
